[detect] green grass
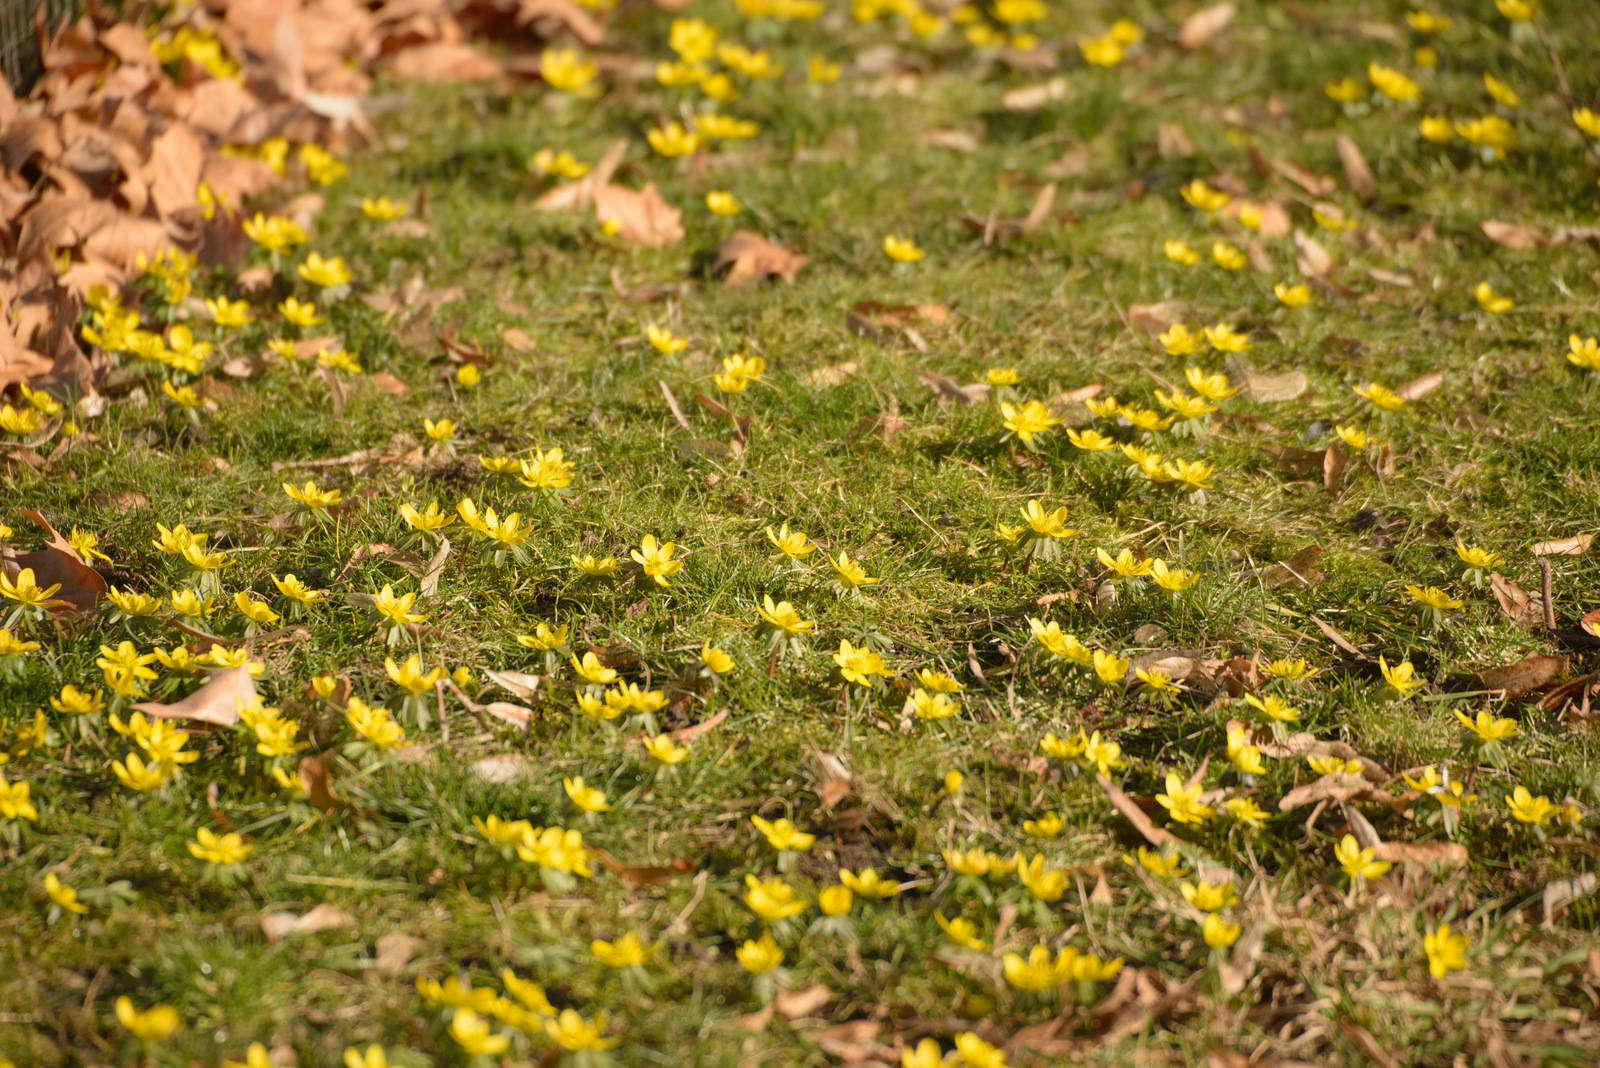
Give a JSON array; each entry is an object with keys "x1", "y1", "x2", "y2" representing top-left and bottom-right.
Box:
[{"x1": 5, "y1": 1, "x2": 1600, "y2": 1066}]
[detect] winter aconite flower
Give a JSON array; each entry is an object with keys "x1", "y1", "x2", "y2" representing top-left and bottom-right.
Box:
[
  {"x1": 1164, "y1": 239, "x2": 1199, "y2": 265},
  {"x1": 631, "y1": 535, "x2": 683, "y2": 586},
  {"x1": 737, "y1": 933, "x2": 784, "y2": 974},
  {"x1": 1506, "y1": 785, "x2": 1558, "y2": 825},
  {"x1": 752, "y1": 815, "x2": 814, "y2": 852},
  {"x1": 1354, "y1": 382, "x2": 1405, "y2": 412},
  {"x1": 1334, "y1": 834, "x2": 1391, "y2": 881},
  {"x1": 189, "y1": 827, "x2": 253, "y2": 865},
  {"x1": 1474, "y1": 281, "x2": 1513, "y2": 313},
  {"x1": 758, "y1": 596, "x2": 813, "y2": 634},
  {"x1": 1203, "y1": 914, "x2": 1242, "y2": 948},
  {"x1": 833, "y1": 640, "x2": 891, "y2": 686},
  {"x1": 545, "y1": 1009, "x2": 619, "y2": 1052},
  {"x1": 1202, "y1": 323, "x2": 1250, "y2": 353},
  {"x1": 882, "y1": 235, "x2": 923, "y2": 262},
  {"x1": 1368, "y1": 62, "x2": 1420, "y2": 102},
  {"x1": 840, "y1": 867, "x2": 904, "y2": 898},
  {"x1": 1179, "y1": 180, "x2": 1229, "y2": 212},
  {"x1": 1424, "y1": 923, "x2": 1470, "y2": 977},
  {"x1": 1001, "y1": 400, "x2": 1063, "y2": 443},
  {"x1": 1274, "y1": 283, "x2": 1312, "y2": 307},
  {"x1": 1155, "y1": 772, "x2": 1214, "y2": 824},
  {"x1": 116, "y1": 997, "x2": 181, "y2": 1040},
  {"x1": 647, "y1": 323, "x2": 687, "y2": 354},
  {"x1": 1379, "y1": 656, "x2": 1424, "y2": 698},
  {"x1": 541, "y1": 47, "x2": 598, "y2": 92}
]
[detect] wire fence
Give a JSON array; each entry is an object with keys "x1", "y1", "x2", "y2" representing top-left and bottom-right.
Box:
[{"x1": 1, "y1": 0, "x2": 81, "y2": 96}]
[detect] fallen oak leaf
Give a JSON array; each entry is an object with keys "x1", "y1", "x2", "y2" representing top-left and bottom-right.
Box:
[
  {"x1": 1476, "y1": 652, "x2": 1566, "y2": 699},
  {"x1": 131, "y1": 665, "x2": 255, "y2": 726},
  {"x1": 711, "y1": 229, "x2": 808, "y2": 287}
]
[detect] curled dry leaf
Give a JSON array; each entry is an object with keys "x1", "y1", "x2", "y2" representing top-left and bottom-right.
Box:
[
  {"x1": 1323, "y1": 440, "x2": 1347, "y2": 497},
  {"x1": 2, "y1": 509, "x2": 108, "y2": 615},
  {"x1": 1490, "y1": 573, "x2": 1544, "y2": 628},
  {"x1": 471, "y1": 754, "x2": 532, "y2": 783},
  {"x1": 711, "y1": 230, "x2": 808, "y2": 287},
  {"x1": 594, "y1": 183, "x2": 684, "y2": 249},
  {"x1": 773, "y1": 984, "x2": 832, "y2": 1021},
  {"x1": 1260, "y1": 544, "x2": 1324, "y2": 588},
  {"x1": 916, "y1": 369, "x2": 989, "y2": 406},
  {"x1": 1335, "y1": 135, "x2": 1375, "y2": 196},
  {"x1": 1129, "y1": 300, "x2": 1192, "y2": 334},
  {"x1": 1532, "y1": 534, "x2": 1592, "y2": 556},
  {"x1": 1372, "y1": 841, "x2": 1468, "y2": 867},
  {"x1": 1293, "y1": 229, "x2": 1333, "y2": 278},
  {"x1": 1476, "y1": 653, "x2": 1566, "y2": 699},
  {"x1": 131, "y1": 665, "x2": 255, "y2": 726},
  {"x1": 1481, "y1": 220, "x2": 1543, "y2": 250},
  {"x1": 298, "y1": 756, "x2": 342, "y2": 813},
  {"x1": 1395, "y1": 371, "x2": 1443, "y2": 401},
  {"x1": 1177, "y1": 2, "x2": 1237, "y2": 49},
  {"x1": 1097, "y1": 771, "x2": 1180, "y2": 847},
  {"x1": 1278, "y1": 772, "x2": 1381, "y2": 812}
]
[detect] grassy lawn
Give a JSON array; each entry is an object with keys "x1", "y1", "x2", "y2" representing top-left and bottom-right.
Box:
[{"x1": 4, "y1": 1, "x2": 1600, "y2": 1066}]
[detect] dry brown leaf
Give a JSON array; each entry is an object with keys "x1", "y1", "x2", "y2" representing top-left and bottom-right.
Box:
[
  {"x1": 711, "y1": 229, "x2": 808, "y2": 286},
  {"x1": 1234, "y1": 361, "x2": 1308, "y2": 402},
  {"x1": 1372, "y1": 841, "x2": 1468, "y2": 867},
  {"x1": 3, "y1": 509, "x2": 108, "y2": 616},
  {"x1": 1396, "y1": 371, "x2": 1443, "y2": 401},
  {"x1": 1491, "y1": 573, "x2": 1544, "y2": 628},
  {"x1": 1532, "y1": 534, "x2": 1592, "y2": 556},
  {"x1": 131, "y1": 666, "x2": 255, "y2": 726},
  {"x1": 806, "y1": 361, "x2": 858, "y2": 387},
  {"x1": 1582, "y1": 608, "x2": 1600, "y2": 638},
  {"x1": 1367, "y1": 267, "x2": 1415, "y2": 287},
  {"x1": 1020, "y1": 180, "x2": 1056, "y2": 235},
  {"x1": 368, "y1": 371, "x2": 410, "y2": 397},
  {"x1": 1002, "y1": 77, "x2": 1067, "y2": 111},
  {"x1": 1097, "y1": 772, "x2": 1180, "y2": 847},
  {"x1": 1157, "y1": 123, "x2": 1196, "y2": 159},
  {"x1": 1481, "y1": 220, "x2": 1543, "y2": 250},
  {"x1": 916, "y1": 369, "x2": 988, "y2": 406},
  {"x1": 483, "y1": 669, "x2": 554, "y2": 700},
  {"x1": 262, "y1": 903, "x2": 355, "y2": 943},
  {"x1": 374, "y1": 932, "x2": 417, "y2": 977},
  {"x1": 386, "y1": 42, "x2": 504, "y2": 82},
  {"x1": 1323, "y1": 440, "x2": 1346, "y2": 497},
  {"x1": 1335, "y1": 135, "x2": 1375, "y2": 196},
  {"x1": 502, "y1": 327, "x2": 534, "y2": 353},
  {"x1": 471, "y1": 754, "x2": 532, "y2": 783},
  {"x1": 297, "y1": 755, "x2": 342, "y2": 813},
  {"x1": 1129, "y1": 300, "x2": 1191, "y2": 333},
  {"x1": 595, "y1": 852, "x2": 699, "y2": 886},
  {"x1": 1278, "y1": 773, "x2": 1376, "y2": 811},
  {"x1": 774, "y1": 984, "x2": 832, "y2": 1021},
  {"x1": 1293, "y1": 229, "x2": 1333, "y2": 278},
  {"x1": 1261, "y1": 544, "x2": 1323, "y2": 588},
  {"x1": 1477, "y1": 653, "x2": 1566, "y2": 698},
  {"x1": 1272, "y1": 157, "x2": 1337, "y2": 196},
  {"x1": 594, "y1": 182, "x2": 683, "y2": 249},
  {"x1": 1543, "y1": 873, "x2": 1598, "y2": 925},
  {"x1": 1177, "y1": 2, "x2": 1237, "y2": 49}
]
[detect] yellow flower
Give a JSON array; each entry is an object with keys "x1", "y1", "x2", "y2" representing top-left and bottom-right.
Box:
[
  {"x1": 668, "y1": 16, "x2": 717, "y2": 61},
  {"x1": 530, "y1": 148, "x2": 590, "y2": 179},
  {"x1": 1379, "y1": 656, "x2": 1424, "y2": 697},
  {"x1": 273, "y1": 574, "x2": 325, "y2": 605},
  {"x1": 646, "y1": 122, "x2": 702, "y2": 157},
  {"x1": 737, "y1": 933, "x2": 785, "y2": 974},
  {"x1": 752, "y1": 815, "x2": 814, "y2": 852},
  {"x1": 695, "y1": 112, "x2": 762, "y2": 140},
  {"x1": 449, "y1": 1009, "x2": 509, "y2": 1056},
  {"x1": 242, "y1": 213, "x2": 306, "y2": 253},
  {"x1": 361, "y1": 196, "x2": 408, "y2": 220},
  {"x1": 1506, "y1": 784, "x2": 1558, "y2": 825},
  {"x1": 1474, "y1": 281, "x2": 1513, "y2": 313},
  {"x1": 422, "y1": 417, "x2": 455, "y2": 443},
  {"x1": 1574, "y1": 108, "x2": 1600, "y2": 139},
  {"x1": 545, "y1": 1008, "x2": 619, "y2": 1051},
  {"x1": 882, "y1": 235, "x2": 923, "y2": 262},
  {"x1": 743, "y1": 874, "x2": 806, "y2": 920},
  {"x1": 1023, "y1": 811, "x2": 1062, "y2": 838},
  {"x1": 0, "y1": 568, "x2": 64, "y2": 610},
  {"x1": 1456, "y1": 116, "x2": 1515, "y2": 156},
  {"x1": 765, "y1": 521, "x2": 816, "y2": 559},
  {"x1": 1334, "y1": 834, "x2": 1391, "y2": 881},
  {"x1": 591, "y1": 932, "x2": 656, "y2": 968},
  {"x1": 541, "y1": 46, "x2": 597, "y2": 92},
  {"x1": 116, "y1": 997, "x2": 181, "y2": 1040},
  {"x1": 1226, "y1": 726, "x2": 1264, "y2": 776},
  {"x1": 297, "y1": 252, "x2": 350, "y2": 288},
  {"x1": 1079, "y1": 34, "x2": 1125, "y2": 66},
  {"x1": 1164, "y1": 239, "x2": 1199, "y2": 265},
  {"x1": 807, "y1": 54, "x2": 841, "y2": 83},
  {"x1": 1156, "y1": 772, "x2": 1214, "y2": 824},
  {"x1": 284, "y1": 479, "x2": 341, "y2": 511},
  {"x1": 233, "y1": 592, "x2": 279, "y2": 626},
  {"x1": 1354, "y1": 381, "x2": 1405, "y2": 411},
  {"x1": 386, "y1": 654, "x2": 444, "y2": 695},
  {"x1": 457, "y1": 363, "x2": 480, "y2": 386},
  {"x1": 188, "y1": 827, "x2": 253, "y2": 864},
  {"x1": 1406, "y1": 11, "x2": 1452, "y2": 33},
  {"x1": 278, "y1": 296, "x2": 322, "y2": 326},
  {"x1": 564, "y1": 776, "x2": 609, "y2": 813},
  {"x1": 932, "y1": 912, "x2": 986, "y2": 950},
  {"x1": 1135, "y1": 846, "x2": 1184, "y2": 877},
  {"x1": 1454, "y1": 539, "x2": 1500, "y2": 569},
  {"x1": 1212, "y1": 241, "x2": 1247, "y2": 271},
  {"x1": 1066, "y1": 427, "x2": 1116, "y2": 451},
  {"x1": 1245, "y1": 692, "x2": 1300, "y2": 723},
  {"x1": 1181, "y1": 878, "x2": 1237, "y2": 913},
  {"x1": 1274, "y1": 283, "x2": 1312, "y2": 307},
  {"x1": 1203, "y1": 913, "x2": 1242, "y2": 948},
  {"x1": 112, "y1": 752, "x2": 170, "y2": 792},
  {"x1": 1029, "y1": 619, "x2": 1092, "y2": 664},
  {"x1": 1000, "y1": 399, "x2": 1063, "y2": 442},
  {"x1": 758, "y1": 595, "x2": 813, "y2": 633},
  {"x1": 1225, "y1": 797, "x2": 1268, "y2": 826},
  {"x1": 1424, "y1": 923, "x2": 1470, "y2": 977},
  {"x1": 1368, "y1": 62, "x2": 1421, "y2": 102},
  {"x1": 631, "y1": 534, "x2": 683, "y2": 586},
  {"x1": 1419, "y1": 116, "x2": 1454, "y2": 143},
  {"x1": 1016, "y1": 854, "x2": 1066, "y2": 902},
  {"x1": 953, "y1": 1033, "x2": 1007, "y2": 1068},
  {"x1": 943, "y1": 770, "x2": 964, "y2": 796},
  {"x1": 1185, "y1": 366, "x2": 1238, "y2": 402},
  {"x1": 1159, "y1": 322, "x2": 1202, "y2": 356},
  {"x1": 1179, "y1": 180, "x2": 1229, "y2": 212},
  {"x1": 206, "y1": 295, "x2": 253, "y2": 327},
  {"x1": 833, "y1": 639, "x2": 891, "y2": 686},
  {"x1": 1494, "y1": 0, "x2": 1534, "y2": 21},
  {"x1": 1019, "y1": 500, "x2": 1074, "y2": 539},
  {"x1": 1407, "y1": 585, "x2": 1462, "y2": 612},
  {"x1": 706, "y1": 190, "x2": 741, "y2": 216},
  {"x1": 1203, "y1": 323, "x2": 1251, "y2": 352},
  {"x1": 1483, "y1": 73, "x2": 1519, "y2": 108},
  {"x1": 642, "y1": 734, "x2": 689, "y2": 766},
  {"x1": 1325, "y1": 77, "x2": 1363, "y2": 103},
  {"x1": 841, "y1": 867, "x2": 904, "y2": 898},
  {"x1": 646, "y1": 323, "x2": 687, "y2": 354},
  {"x1": 1151, "y1": 559, "x2": 1199, "y2": 592},
  {"x1": 572, "y1": 554, "x2": 620, "y2": 577},
  {"x1": 714, "y1": 352, "x2": 764, "y2": 394},
  {"x1": 373, "y1": 584, "x2": 427, "y2": 626},
  {"x1": 1336, "y1": 425, "x2": 1369, "y2": 450},
  {"x1": 45, "y1": 872, "x2": 88, "y2": 914},
  {"x1": 909, "y1": 688, "x2": 958, "y2": 721}
]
